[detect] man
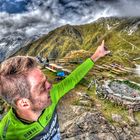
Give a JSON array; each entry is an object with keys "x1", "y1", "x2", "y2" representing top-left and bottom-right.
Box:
[{"x1": 0, "y1": 40, "x2": 110, "y2": 140}]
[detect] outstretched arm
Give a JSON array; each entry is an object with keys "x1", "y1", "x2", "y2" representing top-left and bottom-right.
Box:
[{"x1": 51, "y1": 40, "x2": 110, "y2": 104}]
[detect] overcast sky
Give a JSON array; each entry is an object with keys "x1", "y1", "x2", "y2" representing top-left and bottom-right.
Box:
[{"x1": 0, "y1": 0, "x2": 140, "y2": 40}]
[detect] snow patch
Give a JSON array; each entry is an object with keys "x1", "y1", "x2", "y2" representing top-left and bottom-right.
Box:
[
  {"x1": 128, "y1": 21, "x2": 140, "y2": 35},
  {"x1": 134, "y1": 65, "x2": 140, "y2": 77}
]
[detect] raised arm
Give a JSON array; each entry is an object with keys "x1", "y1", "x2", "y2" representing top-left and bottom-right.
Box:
[{"x1": 50, "y1": 40, "x2": 110, "y2": 104}]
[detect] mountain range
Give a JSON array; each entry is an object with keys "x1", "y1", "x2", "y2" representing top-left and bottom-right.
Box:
[{"x1": 15, "y1": 17, "x2": 140, "y2": 68}]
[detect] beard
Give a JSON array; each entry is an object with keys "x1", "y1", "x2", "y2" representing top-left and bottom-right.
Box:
[{"x1": 30, "y1": 95, "x2": 52, "y2": 112}]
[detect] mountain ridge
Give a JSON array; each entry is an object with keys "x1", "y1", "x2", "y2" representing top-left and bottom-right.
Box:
[{"x1": 14, "y1": 17, "x2": 140, "y2": 68}]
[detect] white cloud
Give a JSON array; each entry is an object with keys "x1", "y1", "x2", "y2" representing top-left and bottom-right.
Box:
[
  {"x1": 114, "y1": 0, "x2": 140, "y2": 17},
  {"x1": 0, "y1": 0, "x2": 140, "y2": 61},
  {"x1": 0, "y1": 0, "x2": 139, "y2": 40}
]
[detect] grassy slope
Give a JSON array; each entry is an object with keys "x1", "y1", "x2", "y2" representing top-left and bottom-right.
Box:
[
  {"x1": 42, "y1": 65, "x2": 140, "y2": 127},
  {"x1": 15, "y1": 17, "x2": 140, "y2": 68}
]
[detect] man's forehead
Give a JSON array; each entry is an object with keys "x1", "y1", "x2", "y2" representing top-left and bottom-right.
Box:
[{"x1": 27, "y1": 68, "x2": 45, "y2": 85}]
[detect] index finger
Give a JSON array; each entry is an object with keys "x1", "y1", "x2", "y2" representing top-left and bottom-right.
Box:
[{"x1": 101, "y1": 40, "x2": 104, "y2": 46}]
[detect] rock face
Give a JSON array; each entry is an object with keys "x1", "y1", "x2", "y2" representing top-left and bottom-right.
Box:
[
  {"x1": 112, "y1": 114, "x2": 122, "y2": 123},
  {"x1": 98, "y1": 79, "x2": 140, "y2": 111},
  {"x1": 0, "y1": 32, "x2": 34, "y2": 62},
  {"x1": 57, "y1": 90, "x2": 140, "y2": 140},
  {"x1": 61, "y1": 109, "x2": 118, "y2": 140}
]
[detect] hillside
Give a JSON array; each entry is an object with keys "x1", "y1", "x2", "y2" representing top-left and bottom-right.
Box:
[
  {"x1": 15, "y1": 17, "x2": 140, "y2": 68},
  {"x1": 14, "y1": 17, "x2": 140, "y2": 85}
]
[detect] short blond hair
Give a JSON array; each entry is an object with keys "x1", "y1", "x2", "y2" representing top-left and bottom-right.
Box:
[{"x1": 0, "y1": 56, "x2": 37, "y2": 108}]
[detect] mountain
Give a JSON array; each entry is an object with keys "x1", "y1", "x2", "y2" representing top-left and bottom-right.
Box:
[
  {"x1": 1, "y1": 17, "x2": 140, "y2": 139},
  {"x1": 0, "y1": 31, "x2": 39, "y2": 62},
  {"x1": 15, "y1": 17, "x2": 140, "y2": 67}
]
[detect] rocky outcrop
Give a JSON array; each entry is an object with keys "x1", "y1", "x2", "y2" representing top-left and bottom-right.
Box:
[
  {"x1": 58, "y1": 91, "x2": 140, "y2": 140},
  {"x1": 98, "y1": 79, "x2": 140, "y2": 111}
]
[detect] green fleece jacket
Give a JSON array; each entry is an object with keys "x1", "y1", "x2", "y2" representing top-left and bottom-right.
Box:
[{"x1": 0, "y1": 58, "x2": 94, "y2": 140}]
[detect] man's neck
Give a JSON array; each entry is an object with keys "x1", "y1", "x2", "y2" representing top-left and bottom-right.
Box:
[{"x1": 15, "y1": 109, "x2": 42, "y2": 123}]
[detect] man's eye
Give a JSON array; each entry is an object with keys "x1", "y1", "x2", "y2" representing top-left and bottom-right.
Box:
[
  {"x1": 41, "y1": 87, "x2": 45, "y2": 92},
  {"x1": 40, "y1": 82, "x2": 46, "y2": 93}
]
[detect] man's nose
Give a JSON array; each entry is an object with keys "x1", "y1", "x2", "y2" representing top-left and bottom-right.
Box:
[{"x1": 45, "y1": 81, "x2": 52, "y2": 90}]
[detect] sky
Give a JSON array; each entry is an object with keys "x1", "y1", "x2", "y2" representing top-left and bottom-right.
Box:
[{"x1": 0, "y1": 0, "x2": 140, "y2": 40}]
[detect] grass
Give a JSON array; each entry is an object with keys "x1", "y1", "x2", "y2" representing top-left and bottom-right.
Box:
[
  {"x1": 42, "y1": 57, "x2": 140, "y2": 127},
  {"x1": 134, "y1": 112, "x2": 140, "y2": 124},
  {"x1": 42, "y1": 68, "x2": 57, "y2": 83},
  {"x1": 42, "y1": 65, "x2": 140, "y2": 129},
  {"x1": 86, "y1": 85, "x2": 139, "y2": 126}
]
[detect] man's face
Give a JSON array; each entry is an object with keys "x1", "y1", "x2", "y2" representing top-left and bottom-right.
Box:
[{"x1": 27, "y1": 68, "x2": 52, "y2": 112}]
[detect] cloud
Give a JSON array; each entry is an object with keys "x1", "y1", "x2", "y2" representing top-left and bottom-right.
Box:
[
  {"x1": 0, "y1": 0, "x2": 140, "y2": 61},
  {"x1": 112, "y1": 0, "x2": 140, "y2": 17},
  {"x1": 0, "y1": 0, "x2": 117, "y2": 38},
  {"x1": 1, "y1": 0, "x2": 140, "y2": 39}
]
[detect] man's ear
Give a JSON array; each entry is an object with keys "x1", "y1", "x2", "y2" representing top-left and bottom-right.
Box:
[{"x1": 16, "y1": 98, "x2": 31, "y2": 110}]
